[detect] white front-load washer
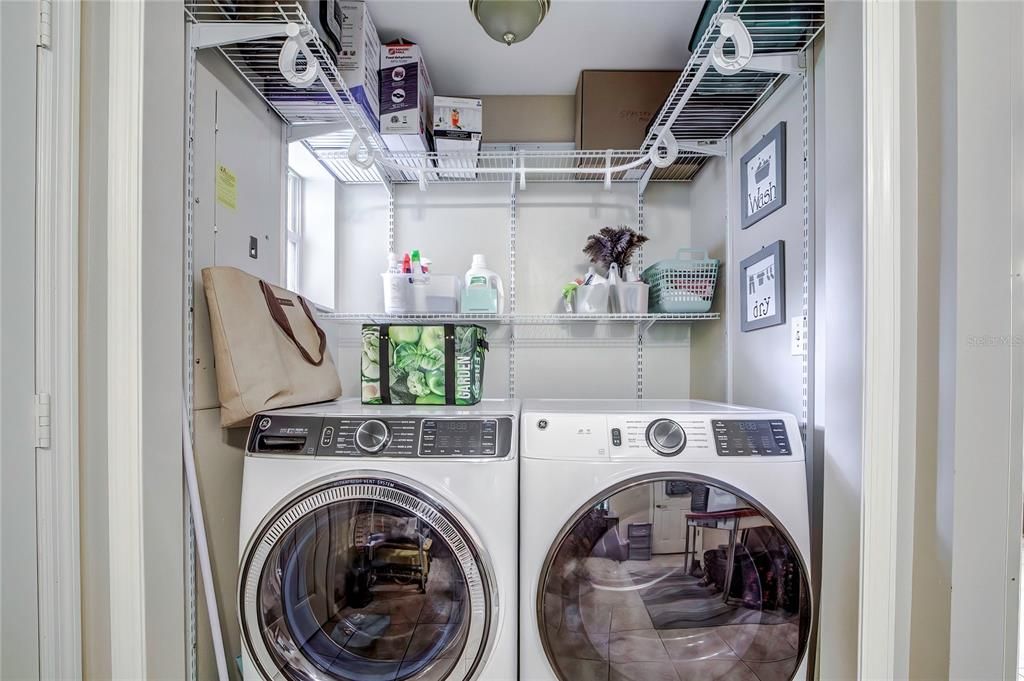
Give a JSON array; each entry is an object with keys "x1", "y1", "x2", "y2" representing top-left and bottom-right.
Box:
[
  {"x1": 238, "y1": 398, "x2": 519, "y2": 681},
  {"x1": 520, "y1": 399, "x2": 812, "y2": 681}
]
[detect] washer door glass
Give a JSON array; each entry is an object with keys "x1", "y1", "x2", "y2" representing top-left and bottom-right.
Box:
[
  {"x1": 539, "y1": 477, "x2": 811, "y2": 681},
  {"x1": 240, "y1": 478, "x2": 491, "y2": 681}
]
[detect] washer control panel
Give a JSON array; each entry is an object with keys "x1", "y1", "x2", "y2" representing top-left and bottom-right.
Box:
[
  {"x1": 712, "y1": 419, "x2": 792, "y2": 456},
  {"x1": 645, "y1": 418, "x2": 687, "y2": 456},
  {"x1": 248, "y1": 414, "x2": 514, "y2": 459}
]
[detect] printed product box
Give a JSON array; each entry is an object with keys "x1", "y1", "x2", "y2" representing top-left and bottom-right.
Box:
[
  {"x1": 433, "y1": 96, "x2": 483, "y2": 178},
  {"x1": 379, "y1": 39, "x2": 435, "y2": 152},
  {"x1": 338, "y1": 1, "x2": 380, "y2": 130}
]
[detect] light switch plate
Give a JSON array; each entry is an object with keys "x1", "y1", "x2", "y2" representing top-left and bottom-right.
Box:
[{"x1": 790, "y1": 315, "x2": 807, "y2": 356}]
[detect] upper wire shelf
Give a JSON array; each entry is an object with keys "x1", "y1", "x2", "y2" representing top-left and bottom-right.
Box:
[
  {"x1": 186, "y1": 1, "x2": 824, "y2": 189},
  {"x1": 642, "y1": 0, "x2": 825, "y2": 154}
]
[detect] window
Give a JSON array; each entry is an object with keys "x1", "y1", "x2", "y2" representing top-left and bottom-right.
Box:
[{"x1": 285, "y1": 168, "x2": 303, "y2": 291}]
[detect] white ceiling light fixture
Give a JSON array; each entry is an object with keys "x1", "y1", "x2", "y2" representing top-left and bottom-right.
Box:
[{"x1": 469, "y1": 0, "x2": 551, "y2": 46}]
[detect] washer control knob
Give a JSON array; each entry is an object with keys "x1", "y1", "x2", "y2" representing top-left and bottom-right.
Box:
[
  {"x1": 355, "y1": 419, "x2": 390, "y2": 454},
  {"x1": 646, "y1": 419, "x2": 686, "y2": 456}
]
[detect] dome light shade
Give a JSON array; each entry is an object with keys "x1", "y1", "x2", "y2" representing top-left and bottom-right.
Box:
[{"x1": 469, "y1": 0, "x2": 551, "y2": 46}]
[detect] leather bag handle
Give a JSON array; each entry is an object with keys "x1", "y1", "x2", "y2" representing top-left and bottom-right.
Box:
[{"x1": 258, "y1": 280, "x2": 327, "y2": 366}]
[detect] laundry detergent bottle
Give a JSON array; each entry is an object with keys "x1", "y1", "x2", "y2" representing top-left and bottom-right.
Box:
[{"x1": 463, "y1": 254, "x2": 504, "y2": 314}]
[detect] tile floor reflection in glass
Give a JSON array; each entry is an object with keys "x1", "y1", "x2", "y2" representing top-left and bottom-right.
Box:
[{"x1": 540, "y1": 479, "x2": 810, "y2": 681}]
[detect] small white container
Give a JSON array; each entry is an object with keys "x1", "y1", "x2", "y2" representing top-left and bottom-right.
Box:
[
  {"x1": 574, "y1": 284, "x2": 610, "y2": 314},
  {"x1": 613, "y1": 282, "x2": 650, "y2": 314},
  {"x1": 382, "y1": 273, "x2": 410, "y2": 314}
]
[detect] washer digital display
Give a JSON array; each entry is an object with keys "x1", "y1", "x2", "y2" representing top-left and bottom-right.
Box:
[
  {"x1": 421, "y1": 419, "x2": 498, "y2": 456},
  {"x1": 712, "y1": 419, "x2": 792, "y2": 456}
]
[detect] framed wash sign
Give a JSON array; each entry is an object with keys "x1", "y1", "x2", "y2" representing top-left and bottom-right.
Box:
[
  {"x1": 740, "y1": 122, "x2": 786, "y2": 228},
  {"x1": 740, "y1": 241, "x2": 785, "y2": 332}
]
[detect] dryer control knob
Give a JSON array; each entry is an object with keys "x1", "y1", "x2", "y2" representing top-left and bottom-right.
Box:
[
  {"x1": 355, "y1": 419, "x2": 390, "y2": 454},
  {"x1": 646, "y1": 419, "x2": 686, "y2": 456}
]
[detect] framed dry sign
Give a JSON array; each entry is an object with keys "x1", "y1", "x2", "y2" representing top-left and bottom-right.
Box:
[
  {"x1": 740, "y1": 122, "x2": 786, "y2": 228},
  {"x1": 740, "y1": 241, "x2": 785, "y2": 332}
]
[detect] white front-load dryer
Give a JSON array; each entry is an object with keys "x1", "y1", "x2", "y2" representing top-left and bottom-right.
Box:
[
  {"x1": 238, "y1": 398, "x2": 519, "y2": 681},
  {"x1": 520, "y1": 399, "x2": 812, "y2": 681}
]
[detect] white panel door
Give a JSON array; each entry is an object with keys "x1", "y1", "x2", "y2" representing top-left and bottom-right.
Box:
[
  {"x1": 652, "y1": 482, "x2": 690, "y2": 554},
  {"x1": 0, "y1": 1, "x2": 40, "y2": 677}
]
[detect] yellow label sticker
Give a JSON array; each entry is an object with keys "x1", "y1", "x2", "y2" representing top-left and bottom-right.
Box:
[{"x1": 216, "y1": 164, "x2": 237, "y2": 210}]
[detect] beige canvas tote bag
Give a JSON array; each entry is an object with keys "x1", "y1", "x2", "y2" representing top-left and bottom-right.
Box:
[{"x1": 202, "y1": 266, "x2": 342, "y2": 427}]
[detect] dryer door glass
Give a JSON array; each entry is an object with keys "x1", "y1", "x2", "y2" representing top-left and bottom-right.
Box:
[
  {"x1": 538, "y1": 477, "x2": 811, "y2": 681},
  {"x1": 239, "y1": 477, "x2": 492, "y2": 681}
]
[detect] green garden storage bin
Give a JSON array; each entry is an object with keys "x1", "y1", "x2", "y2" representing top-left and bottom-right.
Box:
[{"x1": 360, "y1": 324, "x2": 488, "y2": 405}]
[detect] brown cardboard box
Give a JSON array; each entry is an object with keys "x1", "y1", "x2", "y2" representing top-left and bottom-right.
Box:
[{"x1": 574, "y1": 70, "x2": 681, "y2": 150}]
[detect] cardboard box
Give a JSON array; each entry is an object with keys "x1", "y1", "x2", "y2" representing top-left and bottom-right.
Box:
[
  {"x1": 338, "y1": 1, "x2": 381, "y2": 130},
  {"x1": 433, "y1": 96, "x2": 482, "y2": 178},
  {"x1": 574, "y1": 71, "x2": 681, "y2": 150},
  {"x1": 433, "y1": 96, "x2": 483, "y2": 151},
  {"x1": 379, "y1": 39, "x2": 435, "y2": 152}
]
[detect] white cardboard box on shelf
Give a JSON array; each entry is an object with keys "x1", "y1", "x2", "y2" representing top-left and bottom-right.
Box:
[
  {"x1": 433, "y1": 96, "x2": 482, "y2": 179},
  {"x1": 379, "y1": 39, "x2": 435, "y2": 151},
  {"x1": 338, "y1": 1, "x2": 380, "y2": 130}
]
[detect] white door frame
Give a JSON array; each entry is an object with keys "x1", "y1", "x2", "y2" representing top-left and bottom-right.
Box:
[
  {"x1": 858, "y1": 1, "x2": 918, "y2": 678},
  {"x1": 106, "y1": 0, "x2": 149, "y2": 675},
  {"x1": 35, "y1": 0, "x2": 83, "y2": 677}
]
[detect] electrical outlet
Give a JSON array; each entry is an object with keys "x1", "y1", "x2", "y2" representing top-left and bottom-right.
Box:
[
  {"x1": 249, "y1": 235, "x2": 258, "y2": 259},
  {"x1": 790, "y1": 315, "x2": 807, "y2": 356}
]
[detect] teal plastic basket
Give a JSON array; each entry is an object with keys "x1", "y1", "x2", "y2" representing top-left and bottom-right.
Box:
[{"x1": 642, "y1": 249, "x2": 720, "y2": 314}]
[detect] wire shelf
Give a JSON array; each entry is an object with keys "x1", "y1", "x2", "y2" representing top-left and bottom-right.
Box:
[
  {"x1": 309, "y1": 146, "x2": 709, "y2": 185},
  {"x1": 642, "y1": 0, "x2": 825, "y2": 151},
  {"x1": 185, "y1": 2, "x2": 389, "y2": 168},
  {"x1": 320, "y1": 312, "x2": 721, "y2": 324},
  {"x1": 187, "y1": 1, "x2": 822, "y2": 187}
]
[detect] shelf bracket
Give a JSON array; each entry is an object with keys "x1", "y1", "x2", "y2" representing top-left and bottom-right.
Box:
[
  {"x1": 191, "y1": 22, "x2": 286, "y2": 50},
  {"x1": 743, "y1": 52, "x2": 806, "y2": 76},
  {"x1": 287, "y1": 122, "x2": 351, "y2": 143},
  {"x1": 603, "y1": 150, "x2": 613, "y2": 191},
  {"x1": 678, "y1": 140, "x2": 727, "y2": 158}
]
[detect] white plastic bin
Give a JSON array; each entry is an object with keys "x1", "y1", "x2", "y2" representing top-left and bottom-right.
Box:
[
  {"x1": 574, "y1": 284, "x2": 610, "y2": 314},
  {"x1": 613, "y1": 282, "x2": 650, "y2": 314},
  {"x1": 382, "y1": 274, "x2": 461, "y2": 313}
]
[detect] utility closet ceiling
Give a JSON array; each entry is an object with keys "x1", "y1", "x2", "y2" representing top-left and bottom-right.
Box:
[{"x1": 366, "y1": 0, "x2": 701, "y2": 96}]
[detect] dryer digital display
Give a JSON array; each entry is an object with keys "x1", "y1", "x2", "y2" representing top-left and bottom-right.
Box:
[{"x1": 712, "y1": 419, "x2": 792, "y2": 456}]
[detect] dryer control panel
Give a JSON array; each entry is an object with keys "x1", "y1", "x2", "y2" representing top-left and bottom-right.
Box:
[
  {"x1": 712, "y1": 419, "x2": 792, "y2": 456},
  {"x1": 247, "y1": 414, "x2": 514, "y2": 459}
]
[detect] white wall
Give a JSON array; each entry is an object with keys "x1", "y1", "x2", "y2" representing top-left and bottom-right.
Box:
[
  {"x1": 191, "y1": 49, "x2": 286, "y2": 681},
  {"x1": 334, "y1": 181, "x2": 695, "y2": 400},
  {"x1": 688, "y1": 146, "x2": 728, "y2": 402},
  {"x1": 818, "y1": 2, "x2": 864, "y2": 678},
  {"x1": 726, "y1": 74, "x2": 808, "y2": 420},
  {"x1": 289, "y1": 142, "x2": 337, "y2": 309},
  {"x1": 946, "y1": 1, "x2": 1024, "y2": 677}
]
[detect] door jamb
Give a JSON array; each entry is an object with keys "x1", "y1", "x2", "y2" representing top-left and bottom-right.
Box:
[
  {"x1": 34, "y1": 0, "x2": 83, "y2": 677},
  {"x1": 858, "y1": 1, "x2": 918, "y2": 678}
]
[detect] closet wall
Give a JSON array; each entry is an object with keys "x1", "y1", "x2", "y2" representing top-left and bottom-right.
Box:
[
  {"x1": 334, "y1": 182, "x2": 697, "y2": 400},
  {"x1": 186, "y1": 27, "x2": 830, "y2": 681},
  {"x1": 190, "y1": 50, "x2": 286, "y2": 680}
]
